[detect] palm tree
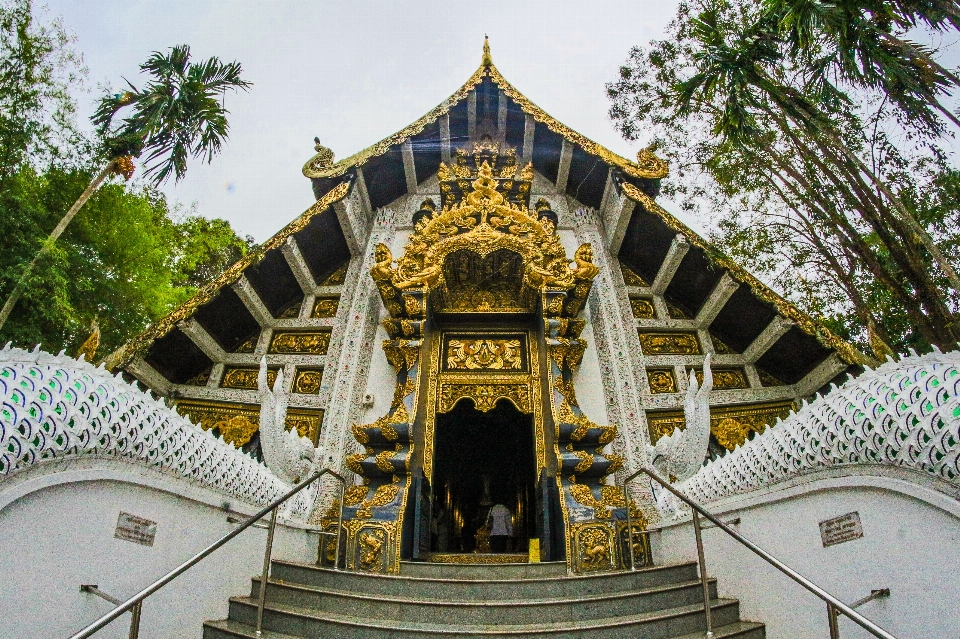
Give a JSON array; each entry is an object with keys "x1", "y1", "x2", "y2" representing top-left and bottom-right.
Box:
[{"x1": 0, "y1": 45, "x2": 252, "y2": 332}]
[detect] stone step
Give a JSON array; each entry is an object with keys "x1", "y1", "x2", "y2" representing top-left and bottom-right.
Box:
[
  {"x1": 399, "y1": 560, "x2": 567, "y2": 579},
  {"x1": 205, "y1": 618, "x2": 766, "y2": 639},
  {"x1": 251, "y1": 575, "x2": 719, "y2": 625},
  {"x1": 216, "y1": 595, "x2": 744, "y2": 639},
  {"x1": 270, "y1": 559, "x2": 700, "y2": 601}
]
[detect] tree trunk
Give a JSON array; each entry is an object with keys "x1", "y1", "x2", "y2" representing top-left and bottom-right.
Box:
[{"x1": 0, "y1": 161, "x2": 116, "y2": 333}]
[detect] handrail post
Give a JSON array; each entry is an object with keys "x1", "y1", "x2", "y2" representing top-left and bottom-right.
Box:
[
  {"x1": 334, "y1": 480, "x2": 345, "y2": 570},
  {"x1": 692, "y1": 510, "x2": 713, "y2": 639},
  {"x1": 623, "y1": 483, "x2": 636, "y2": 571},
  {"x1": 127, "y1": 602, "x2": 141, "y2": 639},
  {"x1": 255, "y1": 507, "x2": 279, "y2": 638},
  {"x1": 828, "y1": 602, "x2": 841, "y2": 639}
]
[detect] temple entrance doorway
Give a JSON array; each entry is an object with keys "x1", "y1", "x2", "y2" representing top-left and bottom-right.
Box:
[{"x1": 431, "y1": 398, "x2": 536, "y2": 555}]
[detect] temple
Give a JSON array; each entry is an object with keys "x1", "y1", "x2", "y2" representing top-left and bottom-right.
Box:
[{"x1": 3, "y1": 39, "x2": 958, "y2": 639}]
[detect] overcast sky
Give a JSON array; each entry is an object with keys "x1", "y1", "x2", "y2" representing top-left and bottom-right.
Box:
[{"x1": 46, "y1": 0, "x2": 683, "y2": 241}]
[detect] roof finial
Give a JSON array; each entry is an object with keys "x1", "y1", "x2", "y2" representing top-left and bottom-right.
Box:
[{"x1": 482, "y1": 35, "x2": 492, "y2": 66}]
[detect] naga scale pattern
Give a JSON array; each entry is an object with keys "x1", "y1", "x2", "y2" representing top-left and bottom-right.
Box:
[
  {"x1": 680, "y1": 348, "x2": 960, "y2": 503},
  {"x1": 0, "y1": 344, "x2": 311, "y2": 517}
]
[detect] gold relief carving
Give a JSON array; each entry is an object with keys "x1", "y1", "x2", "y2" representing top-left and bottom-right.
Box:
[
  {"x1": 213, "y1": 415, "x2": 258, "y2": 447},
  {"x1": 545, "y1": 295, "x2": 565, "y2": 316},
  {"x1": 351, "y1": 422, "x2": 369, "y2": 445},
  {"x1": 553, "y1": 377, "x2": 578, "y2": 406},
  {"x1": 429, "y1": 553, "x2": 528, "y2": 564},
  {"x1": 293, "y1": 368, "x2": 323, "y2": 394},
  {"x1": 757, "y1": 367, "x2": 786, "y2": 387},
  {"x1": 221, "y1": 367, "x2": 278, "y2": 390},
  {"x1": 574, "y1": 524, "x2": 616, "y2": 572},
  {"x1": 358, "y1": 529, "x2": 386, "y2": 569},
  {"x1": 692, "y1": 367, "x2": 747, "y2": 390},
  {"x1": 320, "y1": 262, "x2": 348, "y2": 286},
  {"x1": 646, "y1": 400, "x2": 795, "y2": 450},
  {"x1": 234, "y1": 336, "x2": 257, "y2": 353},
  {"x1": 569, "y1": 481, "x2": 626, "y2": 519},
  {"x1": 185, "y1": 368, "x2": 211, "y2": 386},
  {"x1": 572, "y1": 450, "x2": 594, "y2": 473},
  {"x1": 630, "y1": 298, "x2": 656, "y2": 319},
  {"x1": 283, "y1": 408, "x2": 324, "y2": 444},
  {"x1": 438, "y1": 382, "x2": 531, "y2": 413},
  {"x1": 355, "y1": 483, "x2": 402, "y2": 519},
  {"x1": 646, "y1": 369, "x2": 677, "y2": 394},
  {"x1": 446, "y1": 338, "x2": 523, "y2": 371},
  {"x1": 174, "y1": 400, "x2": 322, "y2": 445},
  {"x1": 311, "y1": 297, "x2": 339, "y2": 318},
  {"x1": 711, "y1": 335, "x2": 736, "y2": 354},
  {"x1": 621, "y1": 265, "x2": 649, "y2": 287},
  {"x1": 268, "y1": 331, "x2": 331, "y2": 355},
  {"x1": 637, "y1": 331, "x2": 701, "y2": 355},
  {"x1": 345, "y1": 453, "x2": 366, "y2": 475},
  {"x1": 666, "y1": 302, "x2": 690, "y2": 319},
  {"x1": 403, "y1": 295, "x2": 423, "y2": 316},
  {"x1": 375, "y1": 444, "x2": 403, "y2": 473},
  {"x1": 277, "y1": 302, "x2": 302, "y2": 319},
  {"x1": 344, "y1": 485, "x2": 368, "y2": 506}
]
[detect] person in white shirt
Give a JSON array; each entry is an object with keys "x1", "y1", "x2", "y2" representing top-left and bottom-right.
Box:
[{"x1": 486, "y1": 503, "x2": 513, "y2": 553}]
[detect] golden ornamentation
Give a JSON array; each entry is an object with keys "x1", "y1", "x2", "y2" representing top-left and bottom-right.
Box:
[
  {"x1": 553, "y1": 377, "x2": 578, "y2": 405},
  {"x1": 320, "y1": 262, "x2": 349, "y2": 286},
  {"x1": 646, "y1": 400, "x2": 795, "y2": 450},
  {"x1": 76, "y1": 319, "x2": 100, "y2": 362},
  {"x1": 693, "y1": 367, "x2": 747, "y2": 390},
  {"x1": 375, "y1": 444, "x2": 403, "y2": 473},
  {"x1": 277, "y1": 302, "x2": 301, "y2": 319},
  {"x1": 312, "y1": 141, "x2": 335, "y2": 167},
  {"x1": 572, "y1": 450, "x2": 594, "y2": 473},
  {"x1": 637, "y1": 331, "x2": 701, "y2": 355},
  {"x1": 576, "y1": 525, "x2": 614, "y2": 571},
  {"x1": 221, "y1": 367, "x2": 278, "y2": 390},
  {"x1": 234, "y1": 336, "x2": 257, "y2": 353},
  {"x1": 437, "y1": 382, "x2": 531, "y2": 413},
  {"x1": 213, "y1": 414, "x2": 259, "y2": 447},
  {"x1": 429, "y1": 553, "x2": 528, "y2": 564},
  {"x1": 666, "y1": 302, "x2": 690, "y2": 319},
  {"x1": 567, "y1": 481, "x2": 625, "y2": 518},
  {"x1": 173, "y1": 400, "x2": 322, "y2": 445},
  {"x1": 446, "y1": 338, "x2": 522, "y2": 370},
  {"x1": 268, "y1": 330, "x2": 331, "y2": 355},
  {"x1": 403, "y1": 294, "x2": 423, "y2": 316},
  {"x1": 345, "y1": 453, "x2": 366, "y2": 475},
  {"x1": 351, "y1": 422, "x2": 369, "y2": 445},
  {"x1": 619, "y1": 182, "x2": 868, "y2": 366},
  {"x1": 358, "y1": 529, "x2": 386, "y2": 570},
  {"x1": 355, "y1": 483, "x2": 402, "y2": 519},
  {"x1": 712, "y1": 335, "x2": 736, "y2": 354},
  {"x1": 344, "y1": 485, "x2": 368, "y2": 506},
  {"x1": 293, "y1": 368, "x2": 323, "y2": 394},
  {"x1": 104, "y1": 180, "x2": 352, "y2": 372},
  {"x1": 757, "y1": 367, "x2": 785, "y2": 387},
  {"x1": 621, "y1": 265, "x2": 649, "y2": 287},
  {"x1": 647, "y1": 369, "x2": 677, "y2": 394},
  {"x1": 630, "y1": 298, "x2": 656, "y2": 319},
  {"x1": 311, "y1": 297, "x2": 339, "y2": 318},
  {"x1": 184, "y1": 368, "x2": 211, "y2": 386}
]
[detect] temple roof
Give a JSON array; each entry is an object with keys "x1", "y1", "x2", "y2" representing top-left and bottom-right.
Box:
[{"x1": 105, "y1": 39, "x2": 868, "y2": 389}]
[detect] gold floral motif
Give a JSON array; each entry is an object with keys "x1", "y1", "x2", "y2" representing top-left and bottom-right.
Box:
[
  {"x1": 403, "y1": 295, "x2": 423, "y2": 316},
  {"x1": 221, "y1": 367, "x2": 278, "y2": 390},
  {"x1": 344, "y1": 485, "x2": 368, "y2": 506},
  {"x1": 320, "y1": 262, "x2": 349, "y2": 286},
  {"x1": 345, "y1": 453, "x2": 366, "y2": 475},
  {"x1": 213, "y1": 414, "x2": 259, "y2": 447},
  {"x1": 174, "y1": 400, "x2": 322, "y2": 445},
  {"x1": 268, "y1": 331, "x2": 331, "y2": 355},
  {"x1": 355, "y1": 483, "x2": 402, "y2": 519},
  {"x1": 277, "y1": 302, "x2": 302, "y2": 319},
  {"x1": 630, "y1": 298, "x2": 656, "y2": 319},
  {"x1": 293, "y1": 369, "x2": 323, "y2": 394},
  {"x1": 692, "y1": 367, "x2": 747, "y2": 390},
  {"x1": 647, "y1": 369, "x2": 677, "y2": 394},
  {"x1": 446, "y1": 338, "x2": 522, "y2": 370},
  {"x1": 105, "y1": 181, "x2": 352, "y2": 372},
  {"x1": 646, "y1": 400, "x2": 795, "y2": 450},
  {"x1": 234, "y1": 336, "x2": 257, "y2": 353},
  {"x1": 637, "y1": 332, "x2": 701, "y2": 355},
  {"x1": 437, "y1": 382, "x2": 531, "y2": 413},
  {"x1": 572, "y1": 450, "x2": 594, "y2": 473},
  {"x1": 311, "y1": 297, "x2": 339, "y2": 318},
  {"x1": 375, "y1": 444, "x2": 403, "y2": 473},
  {"x1": 351, "y1": 422, "x2": 370, "y2": 445},
  {"x1": 621, "y1": 265, "x2": 649, "y2": 287},
  {"x1": 553, "y1": 377, "x2": 578, "y2": 406}
]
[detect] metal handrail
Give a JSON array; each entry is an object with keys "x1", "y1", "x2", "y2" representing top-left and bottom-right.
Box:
[
  {"x1": 623, "y1": 466, "x2": 899, "y2": 639},
  {"x1": 78, "y1": 586, "x2": 141, "y2": 639},
  {"x1": 67, "y1": 468, "x2": 346, "y2": 639}
]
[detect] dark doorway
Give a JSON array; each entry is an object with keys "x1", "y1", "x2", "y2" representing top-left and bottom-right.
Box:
[{"x1": 431, "y1": 398, "x2": 536, "y2": 554}]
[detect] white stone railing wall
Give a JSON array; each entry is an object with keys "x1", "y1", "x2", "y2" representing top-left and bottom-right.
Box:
[
  {"x1": 679, "y1": 348, "x2": 960, "y2": 503},
  {"x1": 0, "y1": 344, "x2": 311, "y2": 518}
]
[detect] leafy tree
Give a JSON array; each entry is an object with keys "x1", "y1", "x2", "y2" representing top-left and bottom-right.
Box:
[
  {"x1": 0, "y1": 42, "x2": 252, "y2": 331},
  {"x1": 607, "y1": 0, "x2": 960, "y2": 355}
]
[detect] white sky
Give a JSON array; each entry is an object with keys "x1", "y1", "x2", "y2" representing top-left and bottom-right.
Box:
[{"x1": 47, "y1": 0, "x2": 683, "y2": 242}]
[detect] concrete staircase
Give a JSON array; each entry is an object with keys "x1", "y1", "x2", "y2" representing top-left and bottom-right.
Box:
[{"x1": 203, "y1": 560, "x2": 765, "y2": 639}]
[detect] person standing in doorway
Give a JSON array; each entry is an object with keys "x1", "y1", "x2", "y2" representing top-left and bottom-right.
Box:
[{"x1": 487, "y1": 502, "x2": 513, "y2": 553}]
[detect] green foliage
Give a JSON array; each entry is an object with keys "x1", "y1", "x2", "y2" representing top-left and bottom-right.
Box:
[
  {"x1": 92, "y1": 44, "x2": 252, "y2": 184},
  {"x1": 607, "y1": 0, "x2": 960, "y2": 355},
  {"x1": 0, "y1": 166, "x2": 251, "y2": 355}
]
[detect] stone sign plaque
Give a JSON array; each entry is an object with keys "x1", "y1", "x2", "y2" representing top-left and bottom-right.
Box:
[
  {"x1": 819, "y1": 512, "x2": 863, "y2": 547},
  {"x1": 115, "y1": 512, "x2": 157, "y2": 547}
]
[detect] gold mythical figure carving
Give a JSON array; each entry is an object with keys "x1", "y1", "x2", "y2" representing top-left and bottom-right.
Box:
[{"x1": 446, "y1": 338, "x2": 522, "y2": 370}]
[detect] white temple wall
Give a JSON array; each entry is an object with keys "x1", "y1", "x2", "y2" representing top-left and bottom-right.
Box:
[
  {"x1": 652, "y1": 474, "x2": 960, "y2": 639},
  {"x1": 0, "y1": 464, "x2": 318, "y2": 639}
]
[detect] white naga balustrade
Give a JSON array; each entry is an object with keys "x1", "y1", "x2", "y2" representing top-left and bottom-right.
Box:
[
  {"x1": 679, "y1": 348, "x2": 960, "y2": 503},
  {"x1": 0, "y1": 344, "x2": 311, "y2": 517}
]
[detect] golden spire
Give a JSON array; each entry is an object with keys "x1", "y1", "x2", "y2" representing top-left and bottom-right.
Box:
[{"x1": 482, "y1": 35, "x2": 493, "y2": 66}]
